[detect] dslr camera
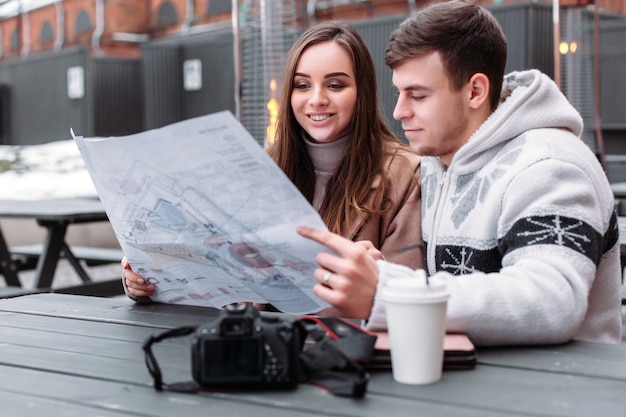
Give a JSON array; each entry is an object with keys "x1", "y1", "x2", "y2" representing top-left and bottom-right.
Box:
[{"x1": 191, "y1": 304, "x2": 301, "y2": 389}]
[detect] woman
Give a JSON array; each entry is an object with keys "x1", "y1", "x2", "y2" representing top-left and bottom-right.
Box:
[{"x1": 122, "y1": 21, "x2": 423, "y2": 305}]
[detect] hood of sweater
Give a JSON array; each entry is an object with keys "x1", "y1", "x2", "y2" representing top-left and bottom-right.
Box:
[{"x1": 443, "y1": 69, "x2": 584, "y2": 175}]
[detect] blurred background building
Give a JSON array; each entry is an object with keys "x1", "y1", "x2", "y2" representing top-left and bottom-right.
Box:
[{"x1": 0, "y1": 0, "x2": 624, "y2": 178}]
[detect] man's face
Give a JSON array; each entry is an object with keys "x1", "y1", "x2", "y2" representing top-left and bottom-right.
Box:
[{"x1": 392, "y1": 51, "x2": 474, "y2": 166}]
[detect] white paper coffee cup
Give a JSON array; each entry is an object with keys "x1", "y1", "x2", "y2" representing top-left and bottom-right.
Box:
[{"x1": 381, "y1": 270, "x2": 450, "y2": 385}]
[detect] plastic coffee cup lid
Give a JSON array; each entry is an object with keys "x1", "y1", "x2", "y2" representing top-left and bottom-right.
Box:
[{"x1": 381, "y1": 270, "x2": 450, "y2": 304}]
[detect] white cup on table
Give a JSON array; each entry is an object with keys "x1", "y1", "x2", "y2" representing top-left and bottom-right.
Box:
[{"x1": 381, "y1": 270, "x2": 450, "y2": 385}]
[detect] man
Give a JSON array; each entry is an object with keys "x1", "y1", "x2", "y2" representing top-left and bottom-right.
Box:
[{"x1": 297, "y1": 0, "x2": 622, "y2": 346}]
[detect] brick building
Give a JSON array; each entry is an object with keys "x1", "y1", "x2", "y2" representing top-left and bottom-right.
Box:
[
  {"x1": 0, "y1": 0, "x2": 623, "y2": 153},
  {"x1": 1, "y1": 0, "x2": 624, "y2": 61},
  {"x1": 0, "y1": 0, "x2": 231, "y2": 59}
]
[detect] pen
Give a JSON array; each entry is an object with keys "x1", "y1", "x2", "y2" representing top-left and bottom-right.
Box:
[{"x1": 395, "y1": 241, "x2": 425, "y2": 254}]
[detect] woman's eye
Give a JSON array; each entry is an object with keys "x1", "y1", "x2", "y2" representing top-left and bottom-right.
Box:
[
  {"x1": 328, "y1": 82, "x2": 345, "y2": 90},
  {"x1": 293, "y1": 83, "x2": 309, "y2": 90}
]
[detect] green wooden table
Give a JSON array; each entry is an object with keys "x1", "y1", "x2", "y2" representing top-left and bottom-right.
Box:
[{"x1": 0, "y1": 293, "x2": 625, "y2": 416}]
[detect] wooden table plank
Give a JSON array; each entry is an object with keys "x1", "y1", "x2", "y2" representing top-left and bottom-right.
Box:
[
  {"x1": 0, "y1": 365, "x2": 534, "y2": 417},
  {"x1": 477, "y1": 343, "x2": 626, "y2": 380},
  {"x1": 366, "y1": 366, "x2": 626, "y2": 417},
  {"x1": 2, "y1": 294, "x2": 626, "y2": 417},
  {"x1": 0, "y1": 390, "x2": 134, "y2": 417},
  {"x1": 0, "y1": 293, "x2": 220, "y2": 328},
  {"x1": 0, "y1": 366, "x2": 326, "y2": 417},
  {"x1": 2, "y1": 314, "x2": 626, "y2": 417}
]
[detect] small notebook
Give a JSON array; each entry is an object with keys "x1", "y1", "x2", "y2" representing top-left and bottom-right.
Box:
[{"x1": 368, "y1": 332, "x2": 477, "y2": 370}]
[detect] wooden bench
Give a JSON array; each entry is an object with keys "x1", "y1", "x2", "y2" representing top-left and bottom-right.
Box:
[
  {"x1": 52, "y1": 279, "x2": 124, "y2": 297},
  {"x1": 2, "y1": 244, "x2": 124, "y2": 298},
  {"x1": 10, "y1": 244, "x2": 123, "y2": 267}
]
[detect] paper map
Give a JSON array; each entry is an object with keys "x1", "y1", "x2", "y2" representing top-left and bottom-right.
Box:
[{"x1": 74, "y1": 111, "x2": 330, "y2": 314}]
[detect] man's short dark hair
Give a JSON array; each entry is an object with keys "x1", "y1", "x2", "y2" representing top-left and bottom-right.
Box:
[{"x1": 385, "y1": 0, "x2": 507, "y2": 110}]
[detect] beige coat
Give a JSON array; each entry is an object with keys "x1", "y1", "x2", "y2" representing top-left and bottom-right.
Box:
[{"x1": 344, "y1": 146, "x2": 423, "y2": 270}]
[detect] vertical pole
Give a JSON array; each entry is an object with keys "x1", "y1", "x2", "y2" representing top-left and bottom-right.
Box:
[
  {"x1": 232, "y1": 0, "x2": 242, "y2": 121},
  {"x1": 553, "y1": 0, "x2": 561, "y2": 88},
  {"x1": 592, "y1": 3, "x2": 607, "y2": 175}
]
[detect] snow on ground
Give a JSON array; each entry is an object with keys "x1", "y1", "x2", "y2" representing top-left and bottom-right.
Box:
[
  {"x1": 0, "y1": 139, "x2": 98, "y2": 200},
  {"x1": 0, "y1": 139, "x2": 121, "y2": 289}
]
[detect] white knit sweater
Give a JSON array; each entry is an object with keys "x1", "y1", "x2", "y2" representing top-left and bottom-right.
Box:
[{"x1": 368, "y1": 70, "x2": 622, "y2": 346}]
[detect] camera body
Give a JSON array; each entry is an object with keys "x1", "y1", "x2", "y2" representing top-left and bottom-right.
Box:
[{"x1": 191, "y1": 304, "x2": 301, "y2": 389}]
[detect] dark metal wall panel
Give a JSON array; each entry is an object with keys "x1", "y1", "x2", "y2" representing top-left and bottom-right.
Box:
[
  {"x1": 600, "y1": 20, "x2": 626, "y2": 129},
  {"x1": 0, "y1": 48, "x2": 144, "y2": 145},
  {"x1": 141, "y1": 44, "x2": 183, "y2": 129},
  {"x1": 598, "y1": 18, "x2": 626, "y2": 156},
  {"x1": 353, "y1": 15, "x2": 405, "y2": 141},
  {"x1": 92, "y1": 57, "x2": 143, "y2": 136},
  {"x1": 0, "y1": 66, "x2": 14, "y2": 144},
  {"x1": 182, "y1": 31, "x2": 236, "y2": 119},
  {"x1": 142, "y1": 29, "x2": 236, "y2": 130},
  {"x1": 4, "y1": 49, "x2": 91, "y2": 145},
  {"x1": 489, "y1": 3, "x2": 554, "y2": 76},
  {"x1": 525, "y1": 5, "x2": 555, "y2": 77}
]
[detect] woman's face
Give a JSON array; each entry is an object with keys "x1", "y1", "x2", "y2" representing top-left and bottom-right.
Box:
[{"x1": 290, "y1": 41, "x2": 357, "y2": 143}]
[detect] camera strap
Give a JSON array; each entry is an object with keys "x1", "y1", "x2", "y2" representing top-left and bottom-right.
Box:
[
  {"x1": 142, "y1": 325, "x2": 198, "y2": 392},
  {"x1": 296, "y1": 316, "x2": 377, "y2": 398},
  {"x1": 142, "y1": 316, "x2": 377, "y2": 398}
]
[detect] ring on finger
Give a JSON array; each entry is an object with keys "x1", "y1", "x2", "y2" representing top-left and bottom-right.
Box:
[{"x1": 323, "y1": 271, "x2": 332, "y2": 286}]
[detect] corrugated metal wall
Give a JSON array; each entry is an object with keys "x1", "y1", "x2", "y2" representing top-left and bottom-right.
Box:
[
  {"x1": 0, "y1": 48, "x2": 141, "y2": 145},
  {"x1": 0, "y1": 49, "x2": 90, "y2": 145},
  {"x1": 141, "y1": 30, "x2": 236, "y2": 131},
  {"x1": 141, "y1": 44, "x2": 184, "y2": 129},
  {"x1": 92, "y1": 57, "x2": 143, "y2": 137},
  {"x1": 352, "y1": 15, "x2": 404, "y2": 140},
  {"x1": 182, "y1": 32, "x2": 236, "y2": 119},
  {"x1": 490, "y1": 3, "x2": 554, "y2": 77},
  {"x1": 600, "y1": 19, "x2": 626, "y2": 139}
]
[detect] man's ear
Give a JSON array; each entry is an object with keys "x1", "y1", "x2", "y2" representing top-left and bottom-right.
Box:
[{"x1": 467, "y1": 73, "x2": 490, "y2": 110}]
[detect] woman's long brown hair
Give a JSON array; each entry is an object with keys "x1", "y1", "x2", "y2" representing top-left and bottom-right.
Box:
[{"x1": 267, "y1": 21, "x2": 410, "y2": 236}]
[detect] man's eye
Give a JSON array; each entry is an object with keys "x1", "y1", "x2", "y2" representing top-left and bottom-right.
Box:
[{"x1": 411, "y1": 95, "x2": 426, "y2": 101}]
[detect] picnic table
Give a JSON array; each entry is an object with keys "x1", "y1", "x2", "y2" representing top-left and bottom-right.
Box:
[
  {"x1": 0, "y1": 292, "x2": 625, "y2": 416},
  {"x1": 0, "y1": 197, "x2": 123, "y2": 294}
]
